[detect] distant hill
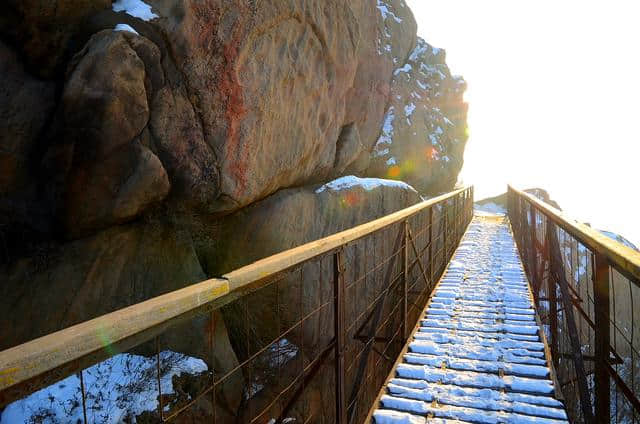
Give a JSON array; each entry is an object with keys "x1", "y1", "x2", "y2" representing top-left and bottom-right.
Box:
[
  {"x1": 598, "y1": 230, "x2": 639, "y2": 251},
  {"x1": 475, "y1": 189, "x2": 638, "y2": 251},
  {"x1": 475, "y1": 188, "x2": 561, "y2": 216}
]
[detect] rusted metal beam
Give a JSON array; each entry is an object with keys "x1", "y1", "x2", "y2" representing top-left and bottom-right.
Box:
[
  {"x1": 593, "y1": 252, "x2": 611, "y2": 424},
  {"x1": 508, "y1": 185, "x2": 640, "y2": 284},
  {"x1": 407, "y1": 228, "x2": 431, "y2": 294},
  {"x1": 402, "y1": 221, "x2": 409, "y2": 341},
  {"x1": 428, "y1": 207, "x2": 434, "y2": 286},
  {"x1": 334, "y1": 248, "x2": 347, "y2": 424},
  {"x1": 548, "y1": 220, "x2": 595, "y2": 423},
  {"x1": 606, "y1": 362, "x2": 640, "y2": 416},
  {"x1": 547, "y1": 242, "x2": 559, "y2": 372}
]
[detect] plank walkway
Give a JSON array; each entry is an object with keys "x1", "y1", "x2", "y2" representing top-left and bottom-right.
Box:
[{"x1": 371, "y1": 215, "x2": 569, "y2": 424}]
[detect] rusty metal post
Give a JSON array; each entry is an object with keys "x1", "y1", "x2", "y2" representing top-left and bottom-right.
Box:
[
  {"x1": 443, "y1": 203, "x2": 448, "y2": 258},
  {"x1": 546, "y1": 222, "x2": 559, "y2": 369},
  {"x1": 594, "y1": 252, "x2": 611, "y2": 424},
  {"x1": 334, "y1": 248, "x2": 347, "y2": 424},
  {"x1": 530, "y1": 207, "x2": 539, "y2": 301},
  {"x1": 454, "y1": 193, "x2": 459, "y2": 242},
  {"x1": 402, "y1": 221, "x2": 409, "y2": 341},
  {"x1": 428, "y1": 207, "x2": 434, "y2": 285},
  {"x1": 548, "y1": 223, "x2": 595, "y2": 424}
]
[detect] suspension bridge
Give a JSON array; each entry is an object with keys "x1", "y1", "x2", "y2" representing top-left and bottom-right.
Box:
[{"x1": 0, "y1": 186, "x2": 639, "y2": 423}]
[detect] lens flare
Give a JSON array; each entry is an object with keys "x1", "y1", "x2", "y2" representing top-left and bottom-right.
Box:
[
  {"x1": 387, "y1": 165, "x2": 401, "y2": 179},
  {"x1": 96, "y1": 327, "x2": 118, "y2": 357}
]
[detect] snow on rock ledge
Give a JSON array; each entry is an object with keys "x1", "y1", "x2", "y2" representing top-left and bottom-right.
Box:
[
  {"x1": 112, "y1": 0, "x2": 158, "y2": 21},
  {"x1": 315, "y1": 175, "x2": 417, "y2": 194}
]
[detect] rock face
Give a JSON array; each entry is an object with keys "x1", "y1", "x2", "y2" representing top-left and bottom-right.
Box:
[
  {"x1": 367, "y1": 38, "x2": 468, "y2": 193},
  {"x1": 0, "y1": 0, "x2": 468, "y2": 419}
]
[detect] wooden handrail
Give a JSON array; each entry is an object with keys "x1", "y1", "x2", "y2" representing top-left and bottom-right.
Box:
[
  {"x1": 508, "y1": 185, "x2": 640, "y2": 283},
  {"x1": 0, "y1": 185, "x2": 471, "y2": 405},
  {"x1": 224, "y1": 187, "x2": 469, "y2": 288}
]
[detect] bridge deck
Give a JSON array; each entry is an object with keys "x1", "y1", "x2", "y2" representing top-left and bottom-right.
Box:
[{"x1": 371, "y1": 215, "x2": 569, "y2": 423}]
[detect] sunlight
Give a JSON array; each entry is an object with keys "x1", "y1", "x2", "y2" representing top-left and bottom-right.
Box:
[{"x1": 406, "y1": 0, "x2": 640, "y2": 245}]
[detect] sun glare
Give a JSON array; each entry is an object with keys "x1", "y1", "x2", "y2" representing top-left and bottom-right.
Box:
[{"x1": 407, "y1": 0, "x2": 640, "y2": 246}]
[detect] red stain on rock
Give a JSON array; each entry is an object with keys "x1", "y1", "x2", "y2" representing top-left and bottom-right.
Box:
[{"x1": 219, "y1": 23, "x2": 248, "y2": 197}]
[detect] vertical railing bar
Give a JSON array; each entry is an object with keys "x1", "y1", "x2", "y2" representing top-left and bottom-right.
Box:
[
  {"x1": 548, "y1": 218, "x2": 595, "y2": 423},
  {"x1": 334, "y1": 248, "x2": 347, "y2": 424},
  {"x1": 79, "y1": 370, "x2": 88, "y2": 424},
  {"x1": 594, "y1": 252, "x2": 611, "y2": 424},
  {"x1": 210, "y1": 310, "x2": 216, "y2": 424},
  {"x1": 155, "y1": 336, "x2": 164, "y2": 421},
  {"x1": 245, "y1": 296, "x2": 252, "y2": 421},
  {"x1": 402, "y1": 221, "x2": 409, "y2": 341},
  {"x1": 300, "y1": 266, "x2": 306, "y2": 421},
  {"x1": 428, "y1": 207, "x2": 434, "y2": 287},
  {"x1": 547, "y1": 221, "x2": 559, "y2": 371},
  {"x1": 443, "y1": 202, "x2": 448, "y2": 260},
  {"x1": 530, "y1": 207, "x2": 538, "y2": 302}
]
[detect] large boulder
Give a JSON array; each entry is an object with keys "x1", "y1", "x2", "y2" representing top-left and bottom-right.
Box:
[
  {"x1": 2, "y1": 0, "x2": 466, "y2": 243},
  {"x1": 202, "y1": 176, "x2": 422, "y2": 274},
  {"x1": 47, "y1": 30, "x2": 170, "y2": 237},
  {"x1": 148, "y1": 0, "x2": 361, "y2": 213}
]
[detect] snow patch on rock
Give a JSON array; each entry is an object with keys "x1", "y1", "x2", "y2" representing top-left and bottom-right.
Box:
[
  {"x1": 114, "y1": 23, "x2": 139, "y2": 34},
  {"x1": 374, "y1": 106, "x2": 396, "y2": 157},
  {"x1": 112, "y1": 0, "x2": 158, "y2": 21},
  {"x1": 376, "y1": 0, "x2": 403, "y2": 23}
]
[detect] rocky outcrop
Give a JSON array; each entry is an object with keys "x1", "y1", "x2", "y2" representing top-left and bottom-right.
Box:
[
  {"x1": 366, "y1": 38, "x2": 468, "y2": 193},
  {"x1": 0, "y1": 0, "x2": 468, "y2": 418}
]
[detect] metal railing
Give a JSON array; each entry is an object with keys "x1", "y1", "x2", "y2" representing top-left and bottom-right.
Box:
[
  {"x1": 0, "y1": 186, "x2": 473, "y2": 423},
  {"x1": 508, "y1": 185, "x2": 640, "y2": 424}
]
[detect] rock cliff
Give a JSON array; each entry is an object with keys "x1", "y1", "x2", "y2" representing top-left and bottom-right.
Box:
[{"x1": 0, "y1": 0, "x2": 467, "y2": 417}]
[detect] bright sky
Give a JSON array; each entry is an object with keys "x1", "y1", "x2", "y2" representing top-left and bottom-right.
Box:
[{"x1": 406, "y1": 0, "x2": 640, "y2": 246}]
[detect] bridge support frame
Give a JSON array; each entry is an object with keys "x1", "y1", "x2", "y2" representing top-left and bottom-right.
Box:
[
  {"x1": 593, "y1": 252, "x2": 611, "y2": 424},
  {"x1": 334, "y1": 248, "x2": 347, "y2": 424},
  {"x1": 402, "y1": 220, "x2": 409, "y2": 341}
]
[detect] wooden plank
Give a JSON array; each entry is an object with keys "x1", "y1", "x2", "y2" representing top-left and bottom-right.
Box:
[{"x1": 508, "y1": 185, "x2": 640, "y2": 283}]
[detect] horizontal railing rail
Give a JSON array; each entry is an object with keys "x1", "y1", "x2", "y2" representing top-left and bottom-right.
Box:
[
  {"x1": 508, "y1": 185, "x2": 640, "y2": 424},
  {"x1": 0, "y1": 185, "x2": 473, "y2": 423}
]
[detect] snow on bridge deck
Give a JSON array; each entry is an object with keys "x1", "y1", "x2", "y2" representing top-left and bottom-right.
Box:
[{"x1": 371, "y1": 215, "x2": 568, "y2": 424}]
